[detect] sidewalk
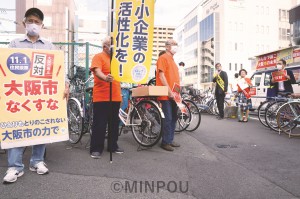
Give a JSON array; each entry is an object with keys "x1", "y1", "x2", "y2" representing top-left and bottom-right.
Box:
[{"x1": 0, "y1": 131, "x2": 209, "y2": 199}]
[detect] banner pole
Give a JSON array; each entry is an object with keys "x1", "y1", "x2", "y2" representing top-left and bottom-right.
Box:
[{"x1": 109, "y1": 0, "x2": 114, "y2": 163}]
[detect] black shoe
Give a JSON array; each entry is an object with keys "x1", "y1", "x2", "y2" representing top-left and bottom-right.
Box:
[
  {"x1": 108, "y1": 147, "x2": 124, "y2": 154},
  {"x1": 90, "y1": 152, "x2": 101, "y2": 159},
  {"x1": 217, "y1": 117, "x2": 224, "y2": 120}
]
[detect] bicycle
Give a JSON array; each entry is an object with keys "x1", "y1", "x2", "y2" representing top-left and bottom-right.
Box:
[
  {"x1": 119, "y1": 91, "x2": 164, "y2": 147},
  {"x1": 276, "y1": 97, "x2": 300, "y2": 137},
  {"x1": 185, "y1": 99, "x2": 201, "y2": 132},
  {"x1": 264, "y1": 93, "x2": 290, "y2": 132},
  {"x1": 175, "y1": 99, "x2": 201, "y2": 132},
  {"x1": 67, "y1": 72, "x2": 94, "y2": 144},
  {"x1": 175, "y1": 100, "x2": 192, "y2": 132}
]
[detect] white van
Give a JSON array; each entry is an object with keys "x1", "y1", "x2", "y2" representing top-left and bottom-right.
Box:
[{"x1": 250, "y1": 65, "x2": 300, "y2": 109}]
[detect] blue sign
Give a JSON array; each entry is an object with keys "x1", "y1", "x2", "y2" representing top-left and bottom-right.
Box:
[{"x1": 7, "y1": 53, "x2": 31, "y2": 75}]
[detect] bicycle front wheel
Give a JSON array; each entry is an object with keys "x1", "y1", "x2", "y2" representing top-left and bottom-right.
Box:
[
  {"x1": 175, "y1": 100, "x2": 192, "y2": 132},
  {"x1": 184, "y1": 99, "x2": 201, "y2": 132},
  {"x1": 258, "y1": 100, "x2": 271, "y2": 128},
  {"x1": 265, "y1": 101, "x2": 286, "y2": 132},
  {"x1": 130, "y1": 100, "x2": 163, "y2": 147},
  {"x1": 277, "y1": 102, "x2": 300, "y2": 136},
  {"x1": 67, "y1": 98, "x2": 83, "y2": 144}
]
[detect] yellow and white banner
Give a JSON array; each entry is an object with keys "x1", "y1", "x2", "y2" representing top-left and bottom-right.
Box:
[
  {"x1": 112, "y1": 0, "x2": 155, "y2": 83},
  {"x1": 0, "y1": 48, "x2": 68, "y2": 149}
]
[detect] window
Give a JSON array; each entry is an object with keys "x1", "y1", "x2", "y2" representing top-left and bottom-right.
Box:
[
  {"x1": 266, "y1": 26, "x2": 269, "y2": 34},
  {"x1": 229, "y1": 63, "x2": 232, "y2": 71},
  {"x1": 261, "y1": 6, "x2": 264, "y2": 15},
  {"x1": 279, "y1": 28, "x2": 289, "y2": 40},
  {"x1": 184, "y1": 16, "x2": 197, "y2": 32},
  {"x1": 291, "y1": 67, "x2": 300, "y2": 83},
  {"x1": 235, "y1": 63, "x2": 237, "y2": 71},
  {"x1": 279, "y1": 9, "x2": 288, "y2": 21},
  {"x1": 235, "y1": 43, "x2": 238, "y2": 51},
  {"x1": 240, "y1": 23, "x2": 243, "y2": 31},
  {"x1": 251, "y1": 73, "x2": 262, "y2": 87},
  {"x1": 240, "y1": 64, "x2": 243, "y2": 70},
  {"x1": 261, "y1": 25, "x2": 264, "y2": 34},
  {"x1": 264, "y1": 73, "x2": 272, "y2": 86},
  {"x1": 240, "y1": 42, "x2": 243, "y2": 51}
]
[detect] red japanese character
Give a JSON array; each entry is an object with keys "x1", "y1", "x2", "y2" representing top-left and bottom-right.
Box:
[
  {"x1": 21, "y1": 99, "x2": 31, "y2": 112},
  {"x1": 4, "y1": 80, "x2": 23, "y2": 96},
  {"x1": 43, "y1": 80, "x2": 58, "y2": 95},
  {"x1": 24, "y1": 80, "x2": 42, "y2": 96},
  {"x1": 46, "y1": 98, "x2": 59, "y2": 110},
  {"x1": 6, "y1": 100, "x2": 21, "y2": 113},
  {"x1": 33, "y1": 99, "x2": 45, "y2": 111}
]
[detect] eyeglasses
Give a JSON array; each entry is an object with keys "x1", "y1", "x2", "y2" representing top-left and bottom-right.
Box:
[{"x1": 25, "y1": 19, "x2": 42, "y2": 25}]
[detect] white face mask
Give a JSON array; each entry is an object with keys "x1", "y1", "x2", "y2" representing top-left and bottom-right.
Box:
[
  {"x1": 277, "y1": 64, "x2": 283, "y2": 70},
  {"x1": 170, "y1": 46, "x2": 178, "y2": 54},
  {"x1": 26, "y1": 23, "x2": 42, "y2": 36}
]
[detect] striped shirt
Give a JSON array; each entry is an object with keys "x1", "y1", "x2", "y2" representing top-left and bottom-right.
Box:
[{"x1": 8, "y1": 35, "x2": 55, "y2": 50}]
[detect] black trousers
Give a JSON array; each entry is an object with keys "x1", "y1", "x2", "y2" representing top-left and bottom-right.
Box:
[
  {"x1": 216, "y1": 93, "x2": 225, "y2": 118},
  {"x1": 90, "y1": 102, "x2": 120, "y2": 154}
]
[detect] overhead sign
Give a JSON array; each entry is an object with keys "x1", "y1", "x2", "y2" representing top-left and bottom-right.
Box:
[
  {"x1": 0, "y1": 48, "x2": 68, "y2": 149},
  {"x1": 111, "y1": 0, "x2": 155, "y2": 83},
  {"x1": 256, "y1": 47, "x2": 300, "y2": 70}
]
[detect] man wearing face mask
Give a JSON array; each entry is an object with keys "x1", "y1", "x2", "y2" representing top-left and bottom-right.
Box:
[
  {"x1": 3, "y1": 8, "x2": 69, "y2": 184},
  {"x1": 270, "y1": 59, "x2": 296, "y2": 96},
  {"x1": 213, "y1": 63, "x2": 228, "y2": 120},
  {"x1": 89, "y1": 36, "x2": 123, "y2": 159},
  {"x1": 156, "y1": 39, "x2": 180, "y2": 151}
]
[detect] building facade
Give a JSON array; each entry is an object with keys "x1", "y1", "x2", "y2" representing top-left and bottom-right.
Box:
[
  {"x1": 149, "y1": 25, "x2": 175, "y2": 78},
  {"x1": 175, "y1": 0, "x2": 298, "y2": 91},
  {"x1": 0, "y1": 0, "x2": 77, "y2": 42}
]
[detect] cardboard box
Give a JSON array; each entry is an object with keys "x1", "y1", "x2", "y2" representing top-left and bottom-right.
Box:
[{"x1": 132, "y1": 86, "x2": 168, "y2": 97}]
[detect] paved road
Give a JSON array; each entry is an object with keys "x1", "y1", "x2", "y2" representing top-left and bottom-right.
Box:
[{"x1": 0, "y1": 114, "x2": 300, "y2": 199}]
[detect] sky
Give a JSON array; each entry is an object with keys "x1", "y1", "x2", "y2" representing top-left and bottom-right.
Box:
[
  {"x1": 84, "y1": 0, "x2": 202, "y2": 27},
  {"x1": 154, "y1": 0, "x2": 201, "y2": 26}
]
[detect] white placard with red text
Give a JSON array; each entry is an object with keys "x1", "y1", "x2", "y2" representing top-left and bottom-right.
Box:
[{"x1": 0, "y1": 48, "x2": 68, "y2": 149}]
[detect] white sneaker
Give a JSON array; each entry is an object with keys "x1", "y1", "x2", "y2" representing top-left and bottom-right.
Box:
[
  {"x1": 3, "y1": 168, "x2": 24, "y2": 184},
  {"x1": 29, "y1": 162, "x2": 49, "y2": 175}
]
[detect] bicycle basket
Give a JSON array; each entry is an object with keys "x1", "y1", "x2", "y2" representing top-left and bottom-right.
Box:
[{"x1": 74, "y1": 66, "x2": 86, "y2": 81}]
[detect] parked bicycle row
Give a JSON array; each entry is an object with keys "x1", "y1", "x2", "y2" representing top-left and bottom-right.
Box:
[
  {"x1": 257, "y1": 92, "x2": 300, "y2": 137},
  {"x1": 67, "y1": 41, "x2": 202, "y2": 154}
]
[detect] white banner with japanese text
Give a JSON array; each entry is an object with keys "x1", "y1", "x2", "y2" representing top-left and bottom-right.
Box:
[
  {"x1": 112, "y1": 0, "x2": 155, "y2": 84},
  {"x1": 0, "y1": 48, "x2": 68, "y2": 149}
]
